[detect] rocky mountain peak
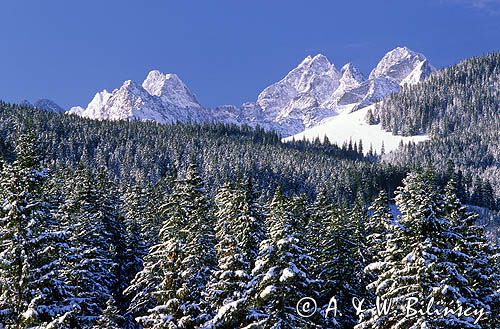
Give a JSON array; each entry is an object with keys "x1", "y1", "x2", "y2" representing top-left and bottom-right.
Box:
[
  {"x1": 369, "y1": 46, "x2": 432, "y2": 84},
  {"x1": 68, "y1": 46, "x2": 434, "y2": 137},
  {"x1": 142, "y1": 70, "x2": 201, "y2": 109}
]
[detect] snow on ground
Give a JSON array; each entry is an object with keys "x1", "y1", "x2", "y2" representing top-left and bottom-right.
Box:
[{"x1": 283, "y1": 104, "x2": 429, "y2": 155}]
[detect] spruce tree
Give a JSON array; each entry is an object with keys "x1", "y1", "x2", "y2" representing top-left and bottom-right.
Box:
[
  {"x1": 240, "y1": 177, "x2": 267, "y2": 271},
  {"x1": 130, "y1": 158, "x2": 216, "y2": 328},
  {"x1": 348, "y1": 195, "x2": 370, "y2": 294},
  {"x1": 95, "y1": 297, "x2": 127, "y2": 329},
  {"x1": 364, "y1": 190, "x2": 393, "y2": 276},
  {"x1": 122, "y1": 183, "x2": 151, "y2": 290},
  {"x1": 306, "y1": 189, "x2": 333, "y2": 285},
  {"x1": 245, "y1": 187, "x2": 321, "y2": 328},
  {"x1": 204, "y1": 182, "x2": 250, "y2": 328},
  {"x1": 124, "y1": 178, "x2": 188, "y2": 325},
  {"x1": 96, "y1": 168, "x2": 129, "y2": 317},
  {"x1": 357, "y1": 173, "x2": 487, "y2": 328},
  {"x1": 203, "y1": 177, "x2": 266, "y2": 328},
  {"x1": 444, "y1": 181, "x2": 500, "y2": 328},
  {"x1": 57, "y1": 165, "x2": 116, "y2": 326},
  {"x1": 0, "y1": 134, "x2": 69, "y2": 327}
]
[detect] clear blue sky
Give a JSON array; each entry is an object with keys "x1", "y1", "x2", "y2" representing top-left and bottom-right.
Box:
[{"x1": 0, "y1": 0, "x2": 498, "y2": 109}]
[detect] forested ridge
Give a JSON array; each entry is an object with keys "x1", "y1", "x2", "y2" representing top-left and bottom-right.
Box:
[
  {"x1": 375, "y1": 52, "x2": 500, "y2": 207},
  {"x1": 0, "y1": 100, "x2": 497, "y2": 211},
  {"x1": 0, "y1": 52, "x2": 498, "y2": 328},
  {"x1": 0, "y1": 102, "x2": 410, "y2": 205}
]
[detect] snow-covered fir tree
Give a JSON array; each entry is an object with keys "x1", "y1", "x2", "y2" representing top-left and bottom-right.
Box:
[
  {"x1": 203, "y1": 177, "x2": 266, "y2": 328},
  {"x1": 244, "y1": 187, "x2": 322, "y2": 328},
  {"x1": 95, "y1": 168, "x2": 129, "y2": 325},
  {"x1": 56, "y1": 164, "x2": 118, "y2": 326},
  {"x1": 306, "y1": 189, "x2": 331, "y2": 277},
  {"x1": 0, "y1": 133, "x2": 69, "y2": 327},
  {"x1": 129, "y1": 158, "x2": 216, "y2": 328},
  {"x1": 357, "y1": 173, "x2": 492, "y2": 329},
  {"x1": 314, "y1": 199, "x2": 366, "y2": 327},
  {"x1": 347, "y1": 195, "x2": 370, "y2": 295},
  {"x1": 122, "y1": 183, "x2": 151, "y2": 288},
  {"x1": 240, "y1": 177, "x2": 267, "y2": 271},
  {"x1": 204, "y1": 182, "x2": 251, "y2": 328},
  {"x1": 443, "y1": 181, "x2": 500, "y2": 328},
  {"x1": 364, "y1": 190, "x2": 394, "y2": 279},
  {"x1": 94, "y1": 297, "x2": 127, "y2": 329},
  {"x1": 142, "y1": 173, "x2": 175, "y2": 248}
]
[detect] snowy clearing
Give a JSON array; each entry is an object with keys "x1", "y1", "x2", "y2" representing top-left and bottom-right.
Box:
[{"x1": 283, "y1": 104, "x2": 429, "y2": 155}]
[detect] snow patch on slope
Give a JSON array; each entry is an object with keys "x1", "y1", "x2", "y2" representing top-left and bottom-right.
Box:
[{"x1": 283, "y1": 104, "x2": 429, "y2": 155}]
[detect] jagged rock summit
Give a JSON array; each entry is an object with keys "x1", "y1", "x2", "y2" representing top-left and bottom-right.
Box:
[
  {"x1": 68, "y1": 46, "x2": 434, "y2": 136},
  {"x1": 142, "y1": 70, "x2": 202, "y2": 109},
  {"x1": 370, "y1": 46, "x2": 434, "y2": 83}
]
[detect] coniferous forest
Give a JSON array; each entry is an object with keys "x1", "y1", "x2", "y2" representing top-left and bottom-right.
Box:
[{"x1": 0, "y1": 54, "x2": 499, "y2": 328}]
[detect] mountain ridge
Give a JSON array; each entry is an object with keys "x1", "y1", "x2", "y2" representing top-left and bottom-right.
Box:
[{"x1": 68, "y1": 46, "x2": 434, "y2": 136}]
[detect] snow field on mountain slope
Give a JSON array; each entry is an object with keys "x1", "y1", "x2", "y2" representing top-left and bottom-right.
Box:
[{"x1": 283, "y1": 104, "x2": 429, "y2": 155}]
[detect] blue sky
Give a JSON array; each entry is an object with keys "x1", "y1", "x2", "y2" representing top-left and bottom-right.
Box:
[{"x1": 0, "y1": 0, "x2": 498, "y2": 109}]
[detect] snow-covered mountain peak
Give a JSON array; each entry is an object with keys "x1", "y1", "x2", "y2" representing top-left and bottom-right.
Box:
[
  {"x1": 369, "y1": 46, "x2": 433, "y2": 84},
  {"x1": 69, "y1": 89, "x2": 112, "y2": 118},
  {"x1": 283, "y1": 54, "x2": 338, "y2": 84},
  {"x1": 91, "y1": 89, "x2": 112, "y2": 104},
  {"x1": 121, "y1": 80, "x2": 140, "y2": 91},
  {"x1": 68, "y1": 46, "x2": 434, "y2": 138},
  {"x1": 378, "y1": 46, "x2": 422, "y2": 64},
  {"x1": 256, "y1": 54, "x2": 340, "y2": 116},
  {"x1": 306, "y1": 53, "x2": 332, "y2": 68},
  {"x1": 142, "y1": 70, "x2": 201, "y2": 109},
  {"x1": 299, "y1": 55, "x2": 314, "y2": 65},
  {"x1": 339, "y1": 63, "x2": 364, "y2": 86},
  {"x1": 293, "y1": 54, "x2": 337, "y2": 79},
  {"x1": 297, "y1": 53, "x2": 330, "y2": 67}
]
